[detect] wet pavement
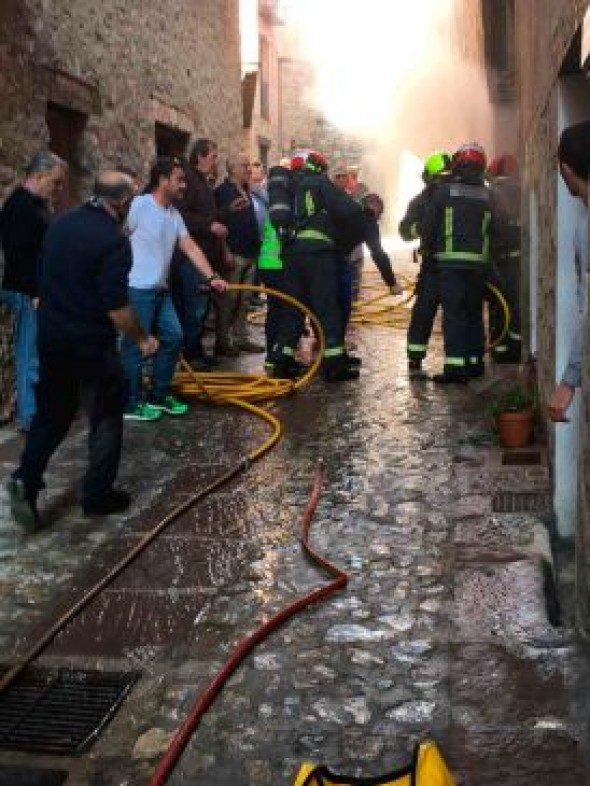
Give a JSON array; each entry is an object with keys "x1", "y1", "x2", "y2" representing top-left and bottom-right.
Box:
[{"x1": 1, "y1": 290, "x2": 590, "y2": 785}]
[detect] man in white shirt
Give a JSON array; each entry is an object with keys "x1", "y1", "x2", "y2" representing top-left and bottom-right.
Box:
[{"x1": 121, "y1": 157, "x2": 227, "y2": 421}]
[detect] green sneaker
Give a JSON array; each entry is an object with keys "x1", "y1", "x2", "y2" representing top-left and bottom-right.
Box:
[
  {"x1": 149, "y1": 395, "x2": 189, "y2": 416},
  {"x1": 124, "y1": 402, "x2": 163, "y2": 421}
]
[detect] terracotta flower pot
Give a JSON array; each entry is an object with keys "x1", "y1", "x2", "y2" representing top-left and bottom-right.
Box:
[{"x1": 494, "y1": 410, "x2": 534, "y2": 448}]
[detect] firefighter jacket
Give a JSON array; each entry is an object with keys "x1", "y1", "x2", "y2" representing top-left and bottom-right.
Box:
[
  {"x1": 290, "y1": 171, "x2": 366, "y2": 254},
  {"x1": 398, "y1": 187, "x2": 430, "y2": 243},
  {"x1": 421, "y1": 168, "x2": 503, "y2": 268}
]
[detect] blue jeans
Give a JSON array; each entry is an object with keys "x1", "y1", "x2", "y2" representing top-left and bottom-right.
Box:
[
  {"x1": 1, "y1": 290, "x2": 38, "y2": 429},
  {"x1": 171, "y1": 257, "x2": 210, "y2": 358},
  {"x1": 120, "y1": 288, "x2": 182, "y2": 406}
]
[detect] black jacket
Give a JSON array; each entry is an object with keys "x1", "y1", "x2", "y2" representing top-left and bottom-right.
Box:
[
  {"x1": 290, "y1": 171, "x2": 365, "y2": 253},
  {"x1": 421, "y1": 167, "x2": 504, "y2": 268},
  {"x1": 0, "y1": 186, "x2": 51, "y2": 296},
  {"x1": 37, "y1": 201, "x2": 131, "y2": 351},
  {"x1": 399, "y1": 187, "x2": 430, "y2": 243},
  {"x1": 363, "y1": 212, "x2": 397, "y2": 287}
]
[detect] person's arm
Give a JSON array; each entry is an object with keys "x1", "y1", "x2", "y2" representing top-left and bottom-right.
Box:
[
  {"x1": 547, "y1": 318, "x2": 584, "y2": 422},
  {"x1": 177, "y1": 233, "x2": 228, "y2": 292},
  {"x1": 98, "y1": 238, "x2": 158, "y2": 356},
  {"x1": 108, "y1": 305, "x2": 158, "y2": 357},
  {"x1": 399, "y1": 191, "x2": 426, "y2": 242},
  {"x1": 181, "y1": 177, "x2": 227, "y2": 239},
  {"x1": 364, "y1": 214, "x2": 399, "y2": 290}
]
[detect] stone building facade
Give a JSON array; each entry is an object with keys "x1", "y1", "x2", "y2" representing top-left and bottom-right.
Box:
[
  {"x1": 0, "y1": 0, "x2": 243, "y2": 204},
  {"x1": 512, "y1": 0, "x2": 590, "y2": 631},
  {"x1": 0, "y1": 0, "x2": 244, "y2": 411}
]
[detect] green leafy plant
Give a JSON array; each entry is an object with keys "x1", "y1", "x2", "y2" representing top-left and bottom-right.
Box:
[{"x1": 486, "y1": 386, "x2": 534, "y2": 416}]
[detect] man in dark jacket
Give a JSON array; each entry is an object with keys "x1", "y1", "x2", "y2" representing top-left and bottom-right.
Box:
[
  {"x1": 215, "y1": 154, "x2": 264, "y2": 354},
  {"x1": 0, "y1": 152, "x2": 67, "y2": 430},
  {"x1": 171, "y1": 138, "x2": 227, "y2": 368},
  {"x1": 421, "y1": 143, "x2": 503, "y2": 383},
  {"x1": 7, "y1": 172, "x2": 158, "y2": 531}
]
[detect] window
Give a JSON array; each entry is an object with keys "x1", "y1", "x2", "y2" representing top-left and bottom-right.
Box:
[
  {"x1": 46, "y1": 102, "x2": 88, "y2": 210},
  {"x1": 154, "y1": 123, "x2": 190, "y2": 160}
]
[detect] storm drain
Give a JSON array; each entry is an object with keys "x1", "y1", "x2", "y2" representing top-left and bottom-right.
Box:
[
  {"x1": 0, "y1": 667, "x2": 139, "y2": 755},
  {"x1": 0, "y1": 765, "x2": 68, "y2": 786},
  {"x1": 501, "y1": 450, "x2": 542, "y2": 465},
  {"x1": 492, "y1": 490, "x2": 552, "y2": 514}
]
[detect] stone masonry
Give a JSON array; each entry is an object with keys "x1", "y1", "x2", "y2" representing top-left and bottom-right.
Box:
[{"x1": 514, "y1": 0, "x2": 590, "y2": 632}]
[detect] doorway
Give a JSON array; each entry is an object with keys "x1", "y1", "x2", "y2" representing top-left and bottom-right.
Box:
[
  {"x1": 154, "y1": 123, "x2": 190, "y2": 160},
  {"x1": 46, "y1": 102, "x2": 89, "y2": 210}
]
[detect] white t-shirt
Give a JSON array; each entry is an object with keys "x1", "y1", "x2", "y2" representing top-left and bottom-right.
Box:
[{"x1": 128, "y1": 194, "x2": 188, "y2": 289}]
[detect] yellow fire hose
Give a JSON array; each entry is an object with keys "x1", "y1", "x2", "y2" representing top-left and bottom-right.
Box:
[
  {"x1": 172, "y1": 283, "x2": 326, "y2": 461},
  {"x1": 348, "y1": 271, "x2": 511, "y2": 351}
]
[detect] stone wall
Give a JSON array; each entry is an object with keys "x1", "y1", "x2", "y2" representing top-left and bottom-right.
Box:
[
  {"x1": 0, "y1": 0, "x2": 243, "y2": 198},
  {"x1": 0, "y1": 0, "x2": 244, "y2": 412},
  {"x1": 515, "y1": 0, "x2": 590, "y2": 632}
]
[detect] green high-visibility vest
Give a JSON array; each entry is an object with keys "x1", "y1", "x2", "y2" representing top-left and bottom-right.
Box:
[{"x1": 257, "y1": 218, "x2": 283, "y2": 270}]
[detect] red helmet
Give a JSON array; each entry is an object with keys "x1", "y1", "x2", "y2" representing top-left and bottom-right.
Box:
[
  {"x1": 452, "y1": 143, "x2": 487, "y2": 171},
  {"x1": 487, "y1": 154, "x2": 518, "y2": 177},
  {"x1": 290, "y1": 148, "x2": 328, "y2": 173}
]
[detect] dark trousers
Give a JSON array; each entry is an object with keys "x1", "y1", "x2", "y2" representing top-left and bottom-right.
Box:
[
  {"x1": 438, "y1": 267, "x2": 487, "y2": 371},
  {"x1": 488, "y1": 254, "x2": 521, "y2": 356},
  {"x1": 272, "y1": 246, "x2": 345, "y2": 359},
  {"x1": 16, "y1": 343, "x2": 126, "y2": 506},
  {"x1": 259, "y1": 268, "x2": 303, "y2": 357},
  {"x1": 339, "y1": 259, "x2": 354, "y2": 331},
  {"x1": 170, "y1": 256, "x2": 210, "y2": 359},
  {"x1": 407, "y1": 259, "x2": 439, "y2": 360}
]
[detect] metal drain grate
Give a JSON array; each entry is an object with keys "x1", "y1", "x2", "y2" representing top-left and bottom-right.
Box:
[
  {"x1": 0, "y1": 667, "x2": 139, "y2": 755},
  {"x1": 501, "y1": 450, "x2": 542, "y2": 466},
  {"x1": 492, "y1": 491, "x2": 552, "y2": 514},
  {"x1": 0, "y1": 765, "x2": 68, "y2": 786}
]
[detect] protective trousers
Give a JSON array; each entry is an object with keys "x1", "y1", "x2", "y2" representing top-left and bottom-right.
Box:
[
  {"x1": 271, "y1": 245, "x2": 346, "y2": 368},
  {"x1": 259, "y1": 268, "x2": 303, "y2": 358},
  {"x1": 438, "y1": 267, "x2": 487, "y2": 375},
  {"x1": 407, "y1": 258, "x2": 439, "y2": 361},
  {"x1": 488, "y1": 253, "x2": 521, "y2": 361}
]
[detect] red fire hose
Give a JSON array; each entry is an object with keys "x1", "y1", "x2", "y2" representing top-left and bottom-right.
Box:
[{"x1": 148, "y1": 461, "x2": 348, "y2": 786}]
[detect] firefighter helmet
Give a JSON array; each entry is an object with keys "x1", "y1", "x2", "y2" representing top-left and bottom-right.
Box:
[
  {"x1": 452, "y1": 143, "x2": 487, "y2": 171},
  {"x1": 423, "y1": 151, "x2": 451, "y2": 181},
  {"x1": 291, "y1": 148, "x2": 328, "y2": 173}
]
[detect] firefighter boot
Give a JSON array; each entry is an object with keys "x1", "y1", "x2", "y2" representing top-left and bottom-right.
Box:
[{"x1": 322, "y1": 355, "x2": 360, "y2": 383}]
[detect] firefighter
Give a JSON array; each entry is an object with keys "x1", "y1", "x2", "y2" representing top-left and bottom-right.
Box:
[
  {"x1": 269, "y1": 150, "x2": 362, "y2": 382},
  {"x1": 399, "y1": 151, "x2": 451, "y2": 379},
  {"x1": 257, "y1": 215, "x2": 304, "y2": 373},
  {"x1": 422, "y1": 143, "x2": 501, "y2": 383},
  {"x1": 486, "y1": 154, "x2": 522, "y2": 363}
]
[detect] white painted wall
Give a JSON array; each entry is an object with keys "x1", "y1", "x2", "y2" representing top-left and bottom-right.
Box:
[{"x1": 555, "y1": 75, "x2": 590, "y2": 537}]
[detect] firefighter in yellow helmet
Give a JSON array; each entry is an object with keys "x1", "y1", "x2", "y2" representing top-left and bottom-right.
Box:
[{"x1": 399, "y1": 151, "x2": 451, "y2": 378}]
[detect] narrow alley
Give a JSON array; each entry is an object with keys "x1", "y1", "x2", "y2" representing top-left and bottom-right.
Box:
[{"x1": 0, "y1": 297, "x2": 589, "y2": 784}]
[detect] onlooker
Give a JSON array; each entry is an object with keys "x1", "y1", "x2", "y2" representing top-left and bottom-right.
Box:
[
  {"x1": 249, "y1": 159, "x2": 268, "y2": 238},
  {"x1": 215, "y1": 154, "x2": 264, "y2": 354},
  {"x1": 547, "y1": 122, "x2": 590, "y2": 422},
  {"x1": 121, "y1": 157, "x2": 227, "y2": 421},
  {"x1": 171, "y1": 139, "x2": 228, "y2": 369},
  {"x1": 7, "y1": 172, "x2": 158, "y2": 531},
  {"x1": 0, "y1": 152, "x2": 67, "y2": 431}
]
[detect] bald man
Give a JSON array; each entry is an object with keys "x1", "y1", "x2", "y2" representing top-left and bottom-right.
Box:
[{"x1": 7, "y1": 171, "x2": 158, "y2": 531}]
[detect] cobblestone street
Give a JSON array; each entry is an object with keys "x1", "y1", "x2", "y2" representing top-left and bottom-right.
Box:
[{"x1": 1, "y1": 312, "x2": 589, "y2": 786}]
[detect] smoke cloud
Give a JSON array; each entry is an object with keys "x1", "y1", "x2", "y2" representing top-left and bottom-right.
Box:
[{"x1": 280, "y1": 0, "x2": 496, "y2": 232}]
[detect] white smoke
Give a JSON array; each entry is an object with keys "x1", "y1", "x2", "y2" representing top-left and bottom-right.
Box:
[{"x1": 280, "y1": 0, "x2": 496, "y2": 232}]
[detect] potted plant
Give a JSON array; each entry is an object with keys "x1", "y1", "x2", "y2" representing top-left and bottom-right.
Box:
[{"x1": 487, "y1": 386, "x2": 535, "y2": 448}]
